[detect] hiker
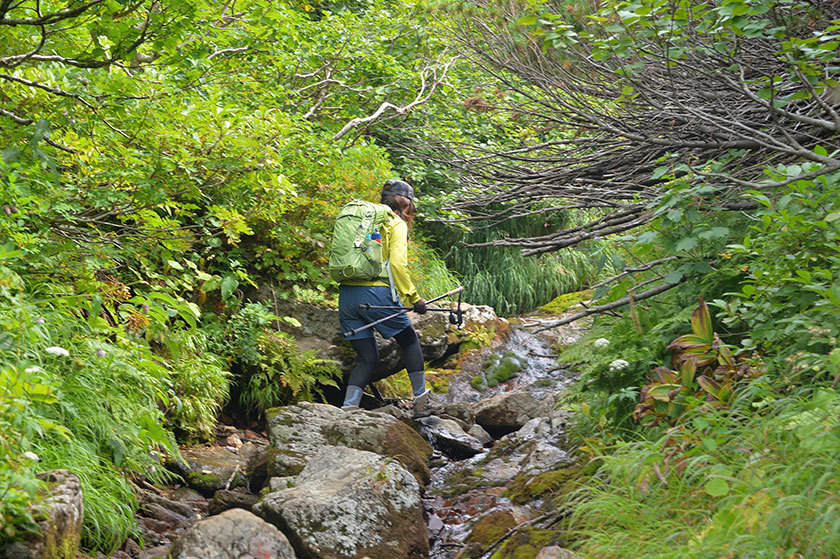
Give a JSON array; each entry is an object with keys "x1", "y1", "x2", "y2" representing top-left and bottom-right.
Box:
[{"x1": 336, "y1": 179, "x2": 431, "y2": 415}]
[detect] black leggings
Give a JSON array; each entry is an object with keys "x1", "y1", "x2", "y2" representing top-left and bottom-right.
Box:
[{"x1": 347, "y1": 327, "x2": 424, "y2": 388}]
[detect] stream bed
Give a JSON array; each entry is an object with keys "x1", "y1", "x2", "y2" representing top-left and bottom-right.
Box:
[{"x1": 423, "y1": 320, "x2": 581, "y2": 559}]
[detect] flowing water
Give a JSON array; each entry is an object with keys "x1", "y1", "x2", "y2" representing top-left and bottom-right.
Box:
[{"x1": 424, "y1": 320, "x2": 581, "y2": 559}]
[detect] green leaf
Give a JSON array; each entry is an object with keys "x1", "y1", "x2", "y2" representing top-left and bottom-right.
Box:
[
  {"x1": 221, "y1": 275, "x2": 239, "y2": 300},
  {"x1": 701, "y1": 436, "x2": 718, "y2": 451},
  {"x1": 664, "y1": 271, "x2": 683, "y2": 284},
  {"x1": 648, "y1": 384, "x2": 682, "y2": 401},
  {"x1": 674, "y1": 237, "x2": 697, "y2": 252},
  {"x1": 705, "y1": 477, "x2": 729, "y2": 497},
  {"x1": 829, "y1": 348, "x2": 840, "y2": 366},
  {"x1": 167, "y1": 260, "x2": 184, "y2": 271},
  {"x1": 825, "y1": 212, "x2": 840, "y2": 222},
  {"x1": 517, "y1": 15, "x2": 538, "y2": 26}
]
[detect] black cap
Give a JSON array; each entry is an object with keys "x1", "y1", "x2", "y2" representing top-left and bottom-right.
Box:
[{"x1": 382, "y1": 179, "x2": 415, "y2": 202}]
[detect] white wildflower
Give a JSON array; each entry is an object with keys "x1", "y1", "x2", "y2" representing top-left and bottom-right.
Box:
[
  {"x1": 593, "y1": 338, "x2": 610, "y2": 349},
  {"x1": 24, "y1": 366, "x2": 42, "y2": 374},
  {"x1": 23, "y1": 451, "x2": 39, "y2": 461},
  {"x1": 44, "y1": 346, "x2": 70, "y2": 357},
  {"x1": 609, "y1": 359, "x2": 630, "y2": 372}
]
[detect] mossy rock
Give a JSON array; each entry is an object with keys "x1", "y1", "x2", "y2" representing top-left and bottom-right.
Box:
[
  {"x1": 504, "y1": 465, "x2": 580, "y2": 505},
  {"x1": 537, "y1": 290, "x2": 593, "y2": 317},
  {"x1": 492, "y1": 528, "x2": 566, "y2": 559},
  {"x1": 453, "y1": 510, "x2": 519, "y2": 558}
]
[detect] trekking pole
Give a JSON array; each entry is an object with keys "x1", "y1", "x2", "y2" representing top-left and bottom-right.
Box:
[
  {"x1": 343, "y1": 286, "x2": 464, "y2": 338},
  {"x1": 358, "y1": 305, "x2": 455, "y2": 312}
]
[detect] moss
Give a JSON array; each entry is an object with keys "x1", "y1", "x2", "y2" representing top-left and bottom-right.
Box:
[
  {"x1": 487, "y1": 353, "x2": 521, "y2": 387},
  {"x1": 471, "y1": 375, "x2": 487, "y2": 391},
  {"x1": 467, "y1": 510, "x2": 518, "y2": 548},
  {"x1": 504, "y1": 466, "x2": 580, "y2": 505},
  {"x1": 491, "y1": 528, "x2": 560, "y2": 559},
  {"x1": 537, "y1": 290, "x2": 593, "y2": 317},
  {"x1": 379, "y1": 421, "x2": 433, "y2": 486}
]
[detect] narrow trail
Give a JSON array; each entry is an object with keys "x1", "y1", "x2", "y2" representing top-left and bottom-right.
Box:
[{"x1": 424, "y1": 317, "x2": 585, "y2": 558}]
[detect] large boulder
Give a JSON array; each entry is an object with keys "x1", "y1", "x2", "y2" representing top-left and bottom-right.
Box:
[
  {"x1": 472, "y1": 391, "x2": 543, "y2": 438},
  {"x1": 254, "y1": 446, "x2": 427, "y2": 559},
  {"x1": 168, "y1": 508, "x2": 296, "y2": 559},
  {"x1": 1, "y1": 470, "x2": 83, "y2": 559},
  {"x1": 264, "y1": 402, "x2": 432, "y2": 485}
]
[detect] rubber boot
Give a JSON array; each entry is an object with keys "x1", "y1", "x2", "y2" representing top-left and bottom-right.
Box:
[{"x1": 342, "y1": 385, "x2": 363, "y2": 411}]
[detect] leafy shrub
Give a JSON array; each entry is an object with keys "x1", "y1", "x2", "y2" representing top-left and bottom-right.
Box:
[
  {"x1": 162, "y1": 331, "x2": 231, "y2": 443},
  {"x1": 634, "y1": 299, "x2": 759, "y2": 426},
  {"x1": 213, "y1": 303, "x2": 340, "y2": 415}
]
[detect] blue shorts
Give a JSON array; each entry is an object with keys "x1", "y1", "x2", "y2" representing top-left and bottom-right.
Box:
[{"x1": 339, "y1": 285, "x2": 411, "y2": 340}]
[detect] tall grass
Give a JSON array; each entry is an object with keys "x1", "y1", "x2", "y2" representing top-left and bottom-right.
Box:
[
  {"x1": 563, "y1": 380, "x2": 840, "y2": 558},
  {"x1": 425, "y1": 209, "x2": 618, "y2": 315},
  {"x1": 0, "y1": 287, "x2": 229, "y2": 551}
]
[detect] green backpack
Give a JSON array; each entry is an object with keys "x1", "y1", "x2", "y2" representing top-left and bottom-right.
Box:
[{"x1": 329, "y1": 200, "x2": 393, "y2": 283}]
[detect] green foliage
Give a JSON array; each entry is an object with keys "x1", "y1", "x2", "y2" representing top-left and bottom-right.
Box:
[
  {"x1": 162, "y1": 331, "x2": 231, "y2": 443},
  {"x1": 428, "y1": 214, "x2": 611, "y2": 316},
  {"x1": 212, "y1": 303, "x2": 340, "y2": 416},
  {"x1": 717, "y1": 169, "x2": 840, "y2": 377},
  {"x1": 634, "y1": 299, "x2": 759, "y2": 426},
  {"x1": 563, "y1": 384, "x2": 840, "y2": 559}
]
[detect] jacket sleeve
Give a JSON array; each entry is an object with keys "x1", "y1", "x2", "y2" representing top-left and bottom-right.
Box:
[{"x1": 385, "y1": 217, "x2": 421, "y2": 304}]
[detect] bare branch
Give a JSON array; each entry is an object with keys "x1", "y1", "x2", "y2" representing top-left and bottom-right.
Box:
[{"x1": 332, "y1": 58, "x2": 455, "y2": 140}]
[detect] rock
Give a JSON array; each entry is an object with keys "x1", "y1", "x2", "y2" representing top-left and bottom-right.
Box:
[
  {"x1": 137, "y1": 488, "x2": 200, "y2": 523},
  {"x1": 370, "y1": 403, "x2": 413, "y2": 425},
  {"x1": 473, "y1": 391, "x2": 542, "y2": 438},
  {"x1": 466, "y1": 424, "x2": 493, "y2": 446},
  {"x1": 441, "y1": 402, "x2": 476, "y2": 426},
  {"x1": 0, "y1": 470, "x2": 84, "y2": 559},
  {"x1": 416, "y1": 416, "x2": 485, "y2": 459},
  {"x1": 264, "y1": 402, "x2": 432, "y2": 486},
  {"x1": 266, "y1": 476, "x2": 296, "y2": 492},
  {"x1": 169, "y1": 445, "x2": 258, "y2": 497},
  {"x1": 254, "y1": 446, "x2": 427, "y2": 559},
  {"x1": 168, "y1": 508, "x2": 296, "y2": 559},
  {"x1": 469, "y1": 415, "x2": 575, "y2": 489},
  {"x1": 208, "y1": 489, "x2": 259, "y2": 516},
  {"x1": 536, "y1": 546, "x2": 584, "y2": 559}
]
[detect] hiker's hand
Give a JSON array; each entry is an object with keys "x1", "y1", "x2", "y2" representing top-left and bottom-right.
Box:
[{"x1": 413, "y1": 299, "x2": 427, "y2": 314}]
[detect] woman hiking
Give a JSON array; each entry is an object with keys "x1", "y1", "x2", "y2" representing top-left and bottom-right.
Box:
[{"x1": 337, "y1": 179, "x2": 432, "y2": 416}]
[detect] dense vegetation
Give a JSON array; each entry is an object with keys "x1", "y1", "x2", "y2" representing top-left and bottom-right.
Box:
[{"x1": 2, "y1": 0, "x2": 839, "y2": 557}]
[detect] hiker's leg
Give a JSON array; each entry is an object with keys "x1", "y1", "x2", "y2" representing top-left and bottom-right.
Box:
[
  {"x1": 393, "y1": 326, "x2": 426, "y2": 398},
  {"x1": 343, "y1": 337, "x2": 379, "y2": 407}
]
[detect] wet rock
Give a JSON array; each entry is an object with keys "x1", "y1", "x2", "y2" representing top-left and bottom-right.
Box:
[
  {"x1": 137, "y1": 488, "x2": 200, "y2": 522},
  {"x1": 208, "y1": 488, "x2": 259, "y2": 516},
  {"x1": 441, "y1": 402, "x2": 476, "y2": 426},
  {"x1": 473, "y1": 392, "x2": 542, "y2": 438},
  {"x1": 255, "y1": 445, "x2": 427, "y2": 559},
  {"x1": 168, "y1": 443, "x2": 265, "y2": 497},
  {"x1": 0, "y1": 470, "x2": 83, "y2": 559},
  {"x1": 372, "y1": 403, "x2": 413, "y2": 424},
  {"x1": 168, "y1": 508, "x2": 296, "y2": 559},
  {"x1": 416, "y1": 416, "x2": 485, "y2": 459},
  {"x1": 466, "y1": 424, "x2": 493, "y2": 446},
  {"x1": 265, "y1": 402, "x2": 432, "y2": 486},
  {"x1": 536, "y1": 546, "x2": 584, "y2": 559}
]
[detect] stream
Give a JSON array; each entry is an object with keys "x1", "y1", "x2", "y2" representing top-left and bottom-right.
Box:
[{"x1": 423, "y1": 320, "x2": 581, "y2": 559}]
